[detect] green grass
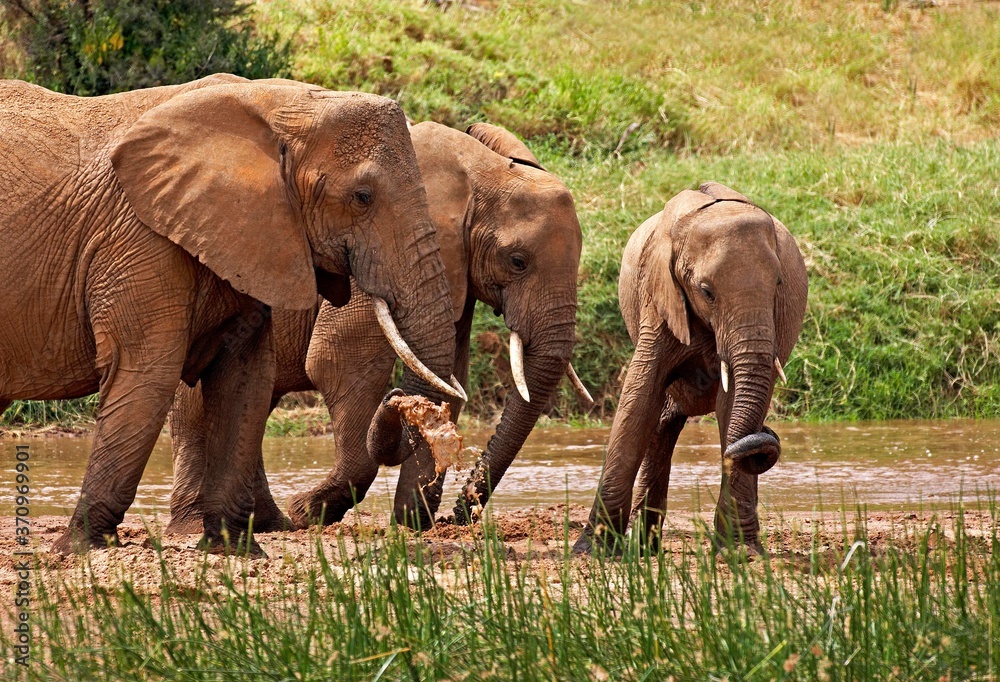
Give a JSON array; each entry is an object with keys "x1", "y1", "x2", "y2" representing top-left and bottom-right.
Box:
[
  {"x1": 2, "y1": 0, "x2": 999, "y2": 428},
  {"x1": 5, "y1": 503, "x2": 1000, "y2": 680},
  {"x1": 516, "y1": 140, "x2": 1000, "y2": 422}
]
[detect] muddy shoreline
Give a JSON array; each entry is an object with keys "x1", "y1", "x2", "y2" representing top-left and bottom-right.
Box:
[{"x1": 3, "y1": 505, "x2": 996, "y2": 598}]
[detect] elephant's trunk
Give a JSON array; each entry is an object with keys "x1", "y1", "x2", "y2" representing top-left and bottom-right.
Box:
[
  {"x1": 453, "y1": 308, "x2": 576, "y2": 523},
  {"x1": 357, "y1": 197, "x2": 458, "y2": 404},
  {"x1": 722, "y1": 326, "x2": 780, "y2": 475}
]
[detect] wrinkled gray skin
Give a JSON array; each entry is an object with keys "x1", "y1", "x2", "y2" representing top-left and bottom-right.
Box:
[
  {"x1": 573, "y1": 183, "x2": 807, "y2": 555},
  {"x1": 0, "y1": 76, "x2": 456, "y2": 554},
  {"x1": 167, "y1": 122, "x2": 583, "y2": 532}
]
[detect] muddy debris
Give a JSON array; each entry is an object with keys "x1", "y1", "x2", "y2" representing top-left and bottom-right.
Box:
[{"x1": 389, "y1": 394, "x2": 467, "y2": 473}]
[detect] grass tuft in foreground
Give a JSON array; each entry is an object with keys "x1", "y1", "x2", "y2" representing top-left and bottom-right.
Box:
[{"x1": 5, "y1": 501, "x2": 1000, "y2": 680}]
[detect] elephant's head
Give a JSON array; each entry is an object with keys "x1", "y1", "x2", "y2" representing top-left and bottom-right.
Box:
[
  {"x1": 109, "y1": 80, "x2": 461, "y2": 400},
  {"x1": 368, "y1": 122, "x2": 583, "y2": 521},
  {"x1": 642, "y1": 182, "x2": 803, "y2": 473}
]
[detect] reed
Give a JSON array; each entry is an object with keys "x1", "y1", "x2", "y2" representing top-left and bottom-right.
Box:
[{"x1": 5, "y1": 499, "x2": 999, "y2": 680}]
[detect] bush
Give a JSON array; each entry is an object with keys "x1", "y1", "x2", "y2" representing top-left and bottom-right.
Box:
[{"x1": 1, "y1": 0, "x2": 290, "y2": 95}]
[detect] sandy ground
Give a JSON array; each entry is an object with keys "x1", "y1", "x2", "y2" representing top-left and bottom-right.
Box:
[{"x1": 2, "y1": 504, "x2": 996, "y2": 605}]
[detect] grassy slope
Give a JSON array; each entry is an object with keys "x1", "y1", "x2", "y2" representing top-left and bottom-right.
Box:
[
  {"x1": 3, "y1": 0, "x2": 999, "y2": 427},
  {"x1": 256, "y1": 0, "x2": 1000, "y2": 422}
]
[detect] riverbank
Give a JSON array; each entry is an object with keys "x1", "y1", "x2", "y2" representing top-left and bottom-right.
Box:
[{"x1": 2, "y1": 504, "x2": 998, "y2": 679}]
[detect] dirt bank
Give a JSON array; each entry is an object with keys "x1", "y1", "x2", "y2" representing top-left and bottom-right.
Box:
[{"x1": 2, "y1": 505, "x2": 996, "y2": 600}]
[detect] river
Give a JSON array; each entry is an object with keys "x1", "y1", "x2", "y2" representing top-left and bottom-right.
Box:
[{"x1": 2, "y1": 419, "x2": 999, "y2": 518}]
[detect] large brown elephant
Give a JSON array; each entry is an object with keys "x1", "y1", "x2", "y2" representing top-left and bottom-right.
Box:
[
  {"x1": 0, "y1": 76, "x2": 461, "y2": 554},
  {"x1": 573, "y1": 183, "x2": 807, "y2": 554},
  {"x1": 167, "y1": 121, "x2": 584, "y2": 532}
]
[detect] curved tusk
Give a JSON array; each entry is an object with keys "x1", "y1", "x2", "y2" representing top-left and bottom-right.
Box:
[
  {"x1": 774, "y1": 357, "x2": 787, "y2": 384},
  {"x1": 720, "y1": 361, "x2": 730, "y2": 393},
  {"x1": 509, "y1": 331, "x2": 530, "y2": 403},
  {"x1": 372, "y1": 297, "x2": 465, "y2": 401},
  {"x1": 566, "y1": 363, "x2": 594, "y2": 404},
  {"x1": 450, "y1": 375, "x2": 468, "y2": 403}
]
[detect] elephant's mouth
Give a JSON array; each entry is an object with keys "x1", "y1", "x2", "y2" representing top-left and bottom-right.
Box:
[{"x1": 724, "y1": 426, "x2": 780, "y2": 475}]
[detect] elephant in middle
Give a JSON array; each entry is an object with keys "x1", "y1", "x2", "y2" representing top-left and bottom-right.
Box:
[{"x1": 168, "y1": 121, "x2": 584, "y2": 532}]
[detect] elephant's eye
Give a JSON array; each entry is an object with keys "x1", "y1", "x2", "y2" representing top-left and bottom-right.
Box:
[
  {"x1": 700, "y1": 283, "x2": 715, "y2": 303},
  {"x1": 353, "y1": 188, "x2": 374, "y2": 207},
  {"x1": 509, "y1": 254, "x2": 528, "y2": 272}
]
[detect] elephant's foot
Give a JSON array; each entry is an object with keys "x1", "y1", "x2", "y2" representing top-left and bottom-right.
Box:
[
  {"x1": 452, "y1": 494, "x2": 485, "y2": 526},
  {"x1": 51, "y1": 526, "x2": 121, "y2": 555},
  {"x1": 712, "y1": 533, "x2": 765, "y2": 561},
  {"x1": 571, "y1": 525, "x2": 626, "y2": 556},
  {"x1": 250, "y1": 497, "x2": 293, "y2": 534},
  {"x1": 166, "y1": 512, "x2": 204, "y2": 535},
  {"x1": 287, "y1": 490, "x2": 354, "y2": 530},
  {"x1": 394, "y1": 504, "x2": 435, "y2": 532},
  {"x1": 197, "y1": 527, "x2": 266, "y2": 558}
]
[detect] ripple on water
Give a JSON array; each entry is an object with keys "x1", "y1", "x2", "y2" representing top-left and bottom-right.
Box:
[{"x1": 2, "y1": 419, "x2": 999, "y2": 517}]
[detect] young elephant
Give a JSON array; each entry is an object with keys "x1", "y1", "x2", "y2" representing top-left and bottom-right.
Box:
[
  {"x1": 0, "y1": 76, "x2": 461, "y2": 554},
  {"x1": 167, "y1": 122, "x2": 585, "y2": 532},
  {"x1": 573, "y1": 183, "x2": 807, "y2": 554}
]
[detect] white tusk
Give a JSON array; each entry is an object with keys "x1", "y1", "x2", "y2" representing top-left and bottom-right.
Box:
[
  {"x1": 566, "y1": 363, "x2": 594, "y2": 404},
  {"x1": 450, "y1": 375, "x2": 468, "y2": 403},
  {"x1": 720, "y1": 361, "x2": 729, "y2": 393},
  {"x1": 372, "y1": 297, "x2": 465, "y2": 401},
  {"x1": 774, "y1": 357, "x2": 787, "y2": 384},
  {"x1": 509, "y1": 332, "x2": 530, "y2": 403}
]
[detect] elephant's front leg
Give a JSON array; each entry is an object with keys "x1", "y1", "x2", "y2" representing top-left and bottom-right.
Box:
[
  {"x1": 573, "y1": 324, "x2": 675, "y2": 554},
  {"x1": 196, "y1": 302, "x2": 275, "y2": 555},
  {"x1": 53, "y1": 275, "x2": 191, "y2": 554},
  {"x1": 393, "y1": 314, "x2": 470, "y2": 530},
  {"x1": 287, "y1": 299, "x2": 398, "y2": 528},
  {"x1": 393, "y1": 436, "x2": 446, "y2": 530},
  {"x1": 629, "y1": 397, "x2": 687, "y2": 547}
]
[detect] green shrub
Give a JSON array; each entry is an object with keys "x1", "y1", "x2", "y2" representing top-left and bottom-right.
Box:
[{"x1": 1, "y1": 0, "x2": 290, "y2": 95}]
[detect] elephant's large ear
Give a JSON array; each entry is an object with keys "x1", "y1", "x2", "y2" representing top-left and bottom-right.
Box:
[
  {"x1": 641, "y1": 224, "x2": 691, "y2": 345},
  {"x1": 641, "y1": 190, "x2": 717, "y2": 345},
  {"x1": 466, "y1": 123, "x2": 545, "y2": 170},
  {"x1": 110, "y1": 84, "x2": 318, "y2": 311}
]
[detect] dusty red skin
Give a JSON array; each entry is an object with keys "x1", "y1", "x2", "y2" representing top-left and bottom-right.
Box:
[{"x1": 388, "y1": 395, "x2": 466, "y2": 475}]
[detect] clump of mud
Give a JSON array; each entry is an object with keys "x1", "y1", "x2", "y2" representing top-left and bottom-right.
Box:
[{"x1": 388, "y1": 395, "x2": 467, "y2": 474}]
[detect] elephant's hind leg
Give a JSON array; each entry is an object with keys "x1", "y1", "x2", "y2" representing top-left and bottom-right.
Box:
[
  {"x1": 195, "y1": 302, "x2": 275, "y2": 555},
  {"x1": 248, "y1": 396, "x2": 294, "y2": 533},
  {"x1": 630, "y1": 397, "x2": 686, "y2": 548},
  {"x1": 167, "y1": 382, "x2": 209, "y2": 534}
]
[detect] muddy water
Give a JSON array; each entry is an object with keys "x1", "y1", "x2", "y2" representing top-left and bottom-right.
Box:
[{"x1": 2, "y1": 420, "x2": 999, "y2": 519}]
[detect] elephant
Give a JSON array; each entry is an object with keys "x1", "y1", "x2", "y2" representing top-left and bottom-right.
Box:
[
  {"x1": 572, "y1": 183, "x2": 807, "y2": 554},
  {"x1": 166, "y1": 121, "x2": 585, "y2": 533},
  {"x1": 0, "y1": 75, "x2": 463, "y2": 554}
]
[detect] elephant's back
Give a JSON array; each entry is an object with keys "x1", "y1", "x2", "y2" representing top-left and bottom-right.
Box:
[
  {"x1": 0, "y1": 75, "x2": 248, "y2": 159},
  {"x1": 618, "y1": 211, "x2": 662, "y2": 343}
]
